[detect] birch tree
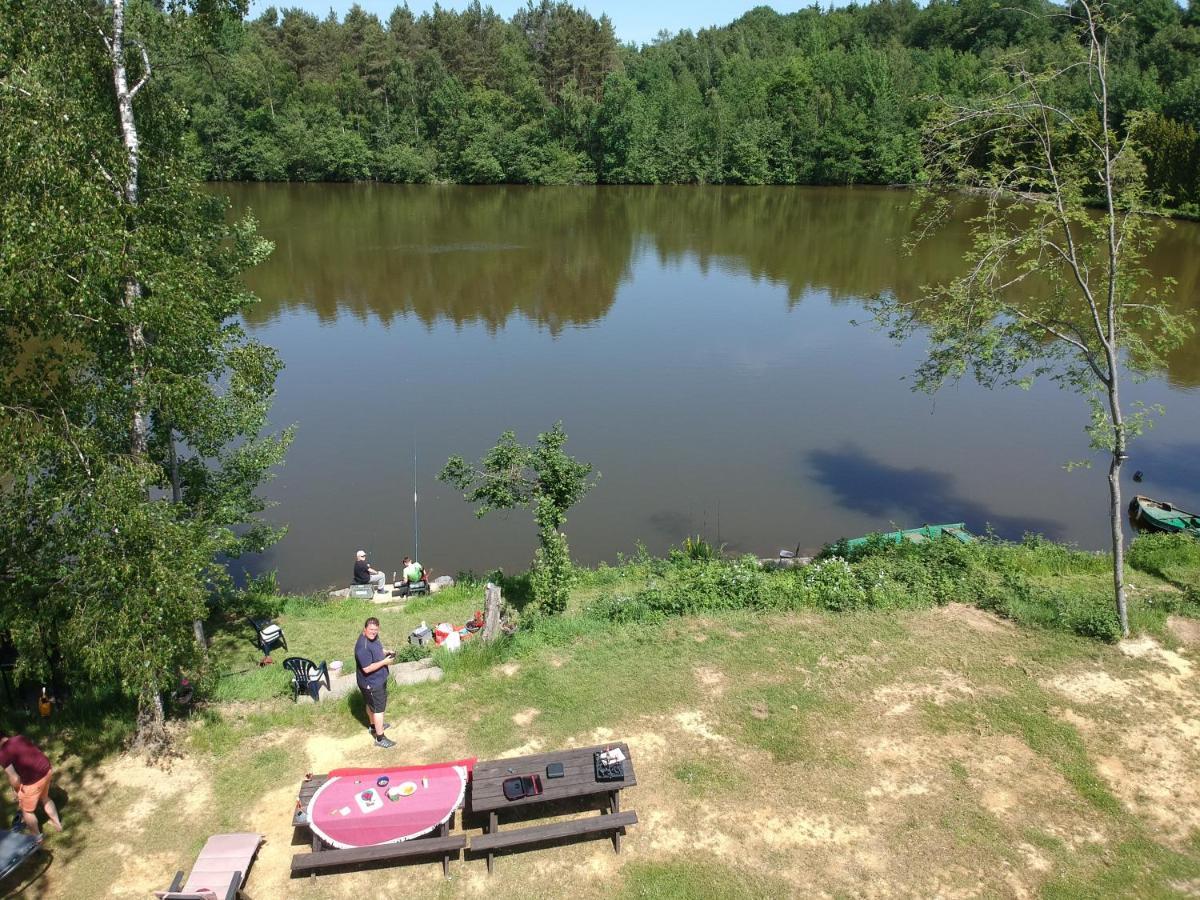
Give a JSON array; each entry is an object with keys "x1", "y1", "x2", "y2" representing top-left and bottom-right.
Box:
[
  {"x1": 870, "y1": 1, "x2": 1192, "y2": 636},
  {"x1": 1, "y1": 0, "x2": 290, "y2": 753}
]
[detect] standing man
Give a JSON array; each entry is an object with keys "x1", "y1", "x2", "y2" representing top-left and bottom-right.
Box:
[
  {"x1": 353, "y1": 549, "x2": 387, "y2": 594},
  {"x1": 355, "y1": 617, "x2": 396, "y2": 749},
  {"x1": 0, "y1": 731, "x2": 62, "y2": 841}
]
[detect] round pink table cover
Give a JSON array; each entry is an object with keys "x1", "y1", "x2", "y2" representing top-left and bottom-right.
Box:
[{"x1": 308, "y1": 759, "x2": 474, "y2": 849}]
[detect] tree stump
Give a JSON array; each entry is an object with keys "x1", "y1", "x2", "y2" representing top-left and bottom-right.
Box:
[{"x1": 483, "y1": 583, "x2": 502, "y2": 642}]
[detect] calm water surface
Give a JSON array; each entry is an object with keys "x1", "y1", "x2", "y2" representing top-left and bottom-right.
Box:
[{"x1": 221, "y1": 184, "x2": 1200, "y2": 592}]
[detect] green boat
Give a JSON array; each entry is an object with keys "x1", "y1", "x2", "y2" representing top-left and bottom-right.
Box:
[
  {"x1": 844, "y1": 522, "x2": 975, "y2": 550},
  {"x1": 1128, "y1": 496, "x2": 1200, "y2": 538}
]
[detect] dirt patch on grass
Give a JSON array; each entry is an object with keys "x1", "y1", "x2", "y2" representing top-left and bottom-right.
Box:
[
  {"x1": 1046, "y1": 671, "x2": 1131, "y2": 703},
  {"x1": 497, "y1": 662, "x2": 521, "y2": 677},
  {"x1": 108, "y1": 843, "x2": 177, "y2": 897},
  {"x1": 241, "y1": 784, "x2": 300, "y2": 899},
  {"x1": 1052, "y1": 636, "x2": 1200, "y2": 846},
  {"x1": 101, "y1": 754, "x2": 211, "y2": 833},
  {"x1": 872, "y1": 668, "x2": 978, "y2": 714},
  {"x1": 692, "y1": 665, "x2": 726, "y2": 697},
  {"x1": 303, "y1": 721, "x2": 450, "y2": 772},
  {"x1": 511, "y1": 707, "x2": 540, "y2": 726},
  {"x1": 1167, "y1": 615, "x2": 1200, "y2": 647},
  {"x1": 938, "y1": 602, "x2": 1014, "y2": 634},
  {"x1": 672, "y1": 710, "x2": 729, "y2": 743}
]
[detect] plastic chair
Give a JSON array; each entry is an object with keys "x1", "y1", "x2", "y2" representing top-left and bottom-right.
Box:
[
  {"x1": 246, "y1": 618, "x2": 287, "y2": 656},
  {"x1": 282, "y1": 657, "x2": 330, "y2": 702}
]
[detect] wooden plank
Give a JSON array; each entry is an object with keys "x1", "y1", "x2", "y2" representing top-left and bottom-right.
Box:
[
  {"x1": 290, "y1": 836, "x2": 466, "y2": 875},
  {"x1": 473, "y1": 743, "x2": 630, "y2": 775},
  {"x1": 471, "y1": 744, "x2": 636, "y2": 812},
  {"x1": 293, "y1": 775, "x2": 330, "y2": 827},
  {"x1": 472, "y1": 779, "x2": 633, "y2": 812},
  {"x1": 470, "y1": 811, "x2": 637, "y2": 852}
]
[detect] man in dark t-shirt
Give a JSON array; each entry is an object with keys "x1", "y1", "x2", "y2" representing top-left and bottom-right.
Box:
[
  {"x1": 0, "y1": 732, "x2": 62, "y2": 838},
  {"x1": 355, "y1": 617, "x2": 395, "y2": 748},
  {"x1": 353, "y1": 550, "x2": 387, "y2": 593}
]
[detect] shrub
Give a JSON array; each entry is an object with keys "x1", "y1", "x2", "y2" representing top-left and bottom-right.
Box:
[
  {"x1": 1052, "y1": 590, "x2": 1123, "y2": 643},
  {"x1": 802, "y1": 557, "x2": 867, "y2": 611},
  {"x1": 389, "y1": 642, "x2": 431, "y2": 664},
  {"x1": 585, "y1": 593, "x2": 666, "y2": 624},
  {"x1": 1128, "y1": 532, "x2": 1200, "y2": 581}
]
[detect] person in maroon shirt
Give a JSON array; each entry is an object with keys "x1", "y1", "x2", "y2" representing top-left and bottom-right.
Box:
[{"x1": 0, "y1": 732, "x2": 62, "y2": 839}]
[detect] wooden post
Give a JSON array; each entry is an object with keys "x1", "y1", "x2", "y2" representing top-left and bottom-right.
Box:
[{"x1": 482, "y1": 583, "x2": 502, "y2": 642}]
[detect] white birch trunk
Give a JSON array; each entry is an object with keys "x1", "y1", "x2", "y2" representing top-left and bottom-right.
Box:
[{"x1": 109, "y1": 0, "x2": 150, "y2": 460}]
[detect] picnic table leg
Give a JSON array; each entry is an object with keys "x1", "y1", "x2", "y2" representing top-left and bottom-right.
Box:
[
  {"x1": 487, "y1": 811, "x2": 498, "y2": 874},
  {"x1": 440, "y1": 820, "x2": 451, "y2": 878},
  {"x1": 609, "y1": 790, "x2": 622, "y2": 853},
  {"x1": 309, "y1": 831, "x2": 322, "y2": 880}
]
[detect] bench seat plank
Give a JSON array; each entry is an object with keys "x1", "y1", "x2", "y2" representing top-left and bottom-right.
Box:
[
  {"x1": 290, "y1": 836, "x2": 466, "y2": 875},
  {"x1": 471, "y1": 811, "x2": 637, "y2": 852}
]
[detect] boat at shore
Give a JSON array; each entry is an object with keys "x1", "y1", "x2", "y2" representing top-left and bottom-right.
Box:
[
  {"x1": 1128, "y1": 495, "x2": 1200, "y2": 538},
  {"x1": 844, "y1": 522, "x2": 974, "y2": 550}
]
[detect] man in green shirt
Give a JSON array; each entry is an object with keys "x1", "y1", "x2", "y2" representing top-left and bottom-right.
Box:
[{"x1": 400, "y1": 556, "x2": 427, "y2": 595}]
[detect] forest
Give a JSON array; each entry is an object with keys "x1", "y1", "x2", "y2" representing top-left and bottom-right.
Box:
[{"x1": 167, "y1": 0, "x2": 1200, "y2": 211}]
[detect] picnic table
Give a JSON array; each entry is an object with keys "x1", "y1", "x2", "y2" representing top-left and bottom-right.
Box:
[
  {"x1": 469, "y1": 743, "x2": 638, "y2": 873},
  {"x1": 290, "y1": 760, "x2": 473, "y2": 878}
]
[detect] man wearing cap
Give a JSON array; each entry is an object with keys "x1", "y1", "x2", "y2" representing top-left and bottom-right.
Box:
[{"x1": 353, "y1": 549, "x2": 387, "y2": 594}]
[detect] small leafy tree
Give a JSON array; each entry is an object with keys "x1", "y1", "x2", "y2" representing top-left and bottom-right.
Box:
[
  {"x1": 869, "y1": 1, "x2": 1193, "y2": 637},
  {"x1": 439, "y1": 422, "x2": 595, "y2": 615}
]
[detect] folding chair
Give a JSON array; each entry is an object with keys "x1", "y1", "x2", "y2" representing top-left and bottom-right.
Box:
[{"x1": 153, "y1": 832, "x2": 263, "y2": 900}]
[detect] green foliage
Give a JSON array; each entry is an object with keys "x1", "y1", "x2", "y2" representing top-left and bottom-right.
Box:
[
  {"x1": 155, "y1": 0, "x2": 1200, "y2": 210},
  {"x1": 866, "y1": 2, "x2": 1196, "y2": 638},
  {"x1": 440, "y1": 422, "x2": 595, "y2": 615},
  {"x1": 676, "y1": 535, "x2": 721, "y2": 562},
  {"x1": 1051, "y1": 589, "x2": 1124, "y2": 643},
  {"x1": 0, "y1": 0, "x2": 290, "y2": 745},
  {"x1": 1127, "y1": 532, "x2": 1200, "y2": 584}
]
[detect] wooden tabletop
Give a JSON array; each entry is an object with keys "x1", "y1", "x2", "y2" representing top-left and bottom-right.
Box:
[{"x1": 471, "y1": 743, "x2": 636, "y2": 813}]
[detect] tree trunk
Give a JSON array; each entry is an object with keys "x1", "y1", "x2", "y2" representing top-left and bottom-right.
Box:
[
  {"x1": 482, "y1": 582, "x2": 502, "y2": 641},
  {"x1": 133, "y1": 688, "x2": 169, "y2": 758},
  {"x1": 1108, "y1": 452, "x2": 1127, "y2": 637},
  {"x1": 1107, "y1": 365, "x2": 1129, "y2": 638},
  {"x1": 109, "y1": 0, "x2": 150, "y2": 460}
]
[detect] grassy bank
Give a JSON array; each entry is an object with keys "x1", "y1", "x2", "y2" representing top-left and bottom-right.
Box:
[{"x1": 17, "y1": 533, "x2": 1200, "y2": 898}]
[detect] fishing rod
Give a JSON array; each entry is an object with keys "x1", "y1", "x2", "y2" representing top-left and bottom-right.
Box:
[{"x1": 412, "y1": 442, "x2": 420, "y2": 563}]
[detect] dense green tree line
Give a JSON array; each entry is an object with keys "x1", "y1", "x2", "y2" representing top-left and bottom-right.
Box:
[{"x1": 170, "y1": 1, "x2": 1200, "y2": 210}]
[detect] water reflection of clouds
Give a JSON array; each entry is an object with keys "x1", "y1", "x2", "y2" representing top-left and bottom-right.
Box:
[{"x1": 806, "y1": 444, "x2": 1064, "y2": 541}]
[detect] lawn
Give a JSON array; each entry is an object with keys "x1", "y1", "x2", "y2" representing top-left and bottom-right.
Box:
[{"x1": 15, "y1": 537, "x2": 1200, "y2": 898}]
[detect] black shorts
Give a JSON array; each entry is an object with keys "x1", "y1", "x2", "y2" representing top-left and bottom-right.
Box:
[{"x1": 361, "y1": 682, "x2": 387, "y2": 713}]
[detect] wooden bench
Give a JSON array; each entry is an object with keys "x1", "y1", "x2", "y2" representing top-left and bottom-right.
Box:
[
  {"x1": 291, "y1": 773, "x2": 463, "y2": 878},
  {"x1": 291, "y1": 834, "x2": 466, "y2": 878},
  {"x1": 470, "y1": 743, "x2": 638, "y2": 873},
  {"x1": 470, "y1": 810, "x2": 637, "y2": 859}
]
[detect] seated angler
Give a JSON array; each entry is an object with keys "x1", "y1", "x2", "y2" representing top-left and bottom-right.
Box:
[
  {"x1": 399, "y1": 556, "x2": 428, "y2": 595},
  {"x1": 353, "y1": 549, "x2": 388, "y2": 594}
]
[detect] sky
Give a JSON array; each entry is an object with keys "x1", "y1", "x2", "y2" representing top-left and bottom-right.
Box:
[{"x1": 246, "y1": 1, "x2": 838, "y2": 46}]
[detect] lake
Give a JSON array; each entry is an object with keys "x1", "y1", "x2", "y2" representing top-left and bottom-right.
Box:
[{"x1": 220, "y1": 184, "x2": 1200, "y2": 592}]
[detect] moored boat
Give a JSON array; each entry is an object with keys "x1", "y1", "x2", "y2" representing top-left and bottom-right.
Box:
[
  {"x1": 844, "y1": 522, "x2": 974, "y2": 551},
  {"x1": 1128, "y1": 495, "x2": 1200, "y2": 538}
]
